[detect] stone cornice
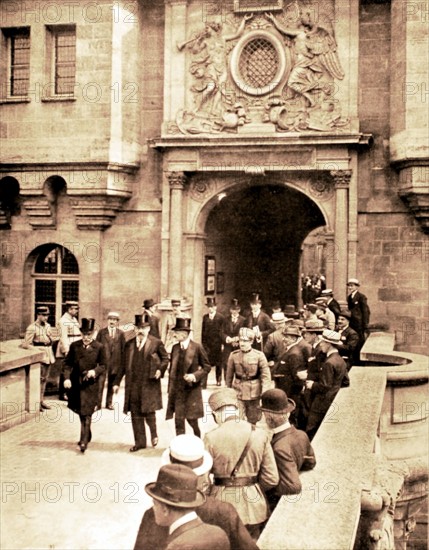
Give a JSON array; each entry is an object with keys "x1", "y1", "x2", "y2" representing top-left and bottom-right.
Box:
[{"x1": 0, "y1": 161, "x2": 140, "y2": 175}]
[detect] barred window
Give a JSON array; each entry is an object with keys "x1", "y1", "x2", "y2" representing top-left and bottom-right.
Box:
[
  {"x1": 47, "y1": 26, "x2": 76, "y2": 96},
  {"x1": 240, "y1": 38, "x2": 279, "y2": 89},
  {"x1": 2, "y1": 27, "x2": 31, "y2": 97}
]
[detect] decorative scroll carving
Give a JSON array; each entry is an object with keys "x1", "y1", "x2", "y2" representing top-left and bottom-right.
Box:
[
  {"x1": 167, "y1": 171, "x2": 187, "y2": 190},
  {"x1": 331, "y1": 170, "x2": 352, "y2": 189},
  {"x1": 189, "y1": 178, "x2": 215, "y2": 201},
  {"x1": 308, "y1": 177, "x2": 334, "y2": 201},
  {"x1": 174, "y1": 3, "x2": 349, "y2": 134}
]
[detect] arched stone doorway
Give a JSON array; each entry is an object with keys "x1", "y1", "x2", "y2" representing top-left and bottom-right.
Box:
[{"x1": 203, "y1": 184, "x2": 327, "y2": 312}]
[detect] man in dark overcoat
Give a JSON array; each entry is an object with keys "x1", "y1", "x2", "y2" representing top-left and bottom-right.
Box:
[
  {"x1": 114, "y1": 314, "x2": 169, "y2": 452},
  {"x1": 63, "y1": 318, "x2": 106, "y2": 453},
  {"x1": 347, "y1": 278, "x2": 371, "y2": 354},
  {"x1": 201, "y1": 296, "x2": 224, "y2": 386},
  {"x1": 95, "y1": 311, "x2": 125, "y2": 410},
  {"x1": 142, "y1": 298, "x2": 161, "y2": 338},
  {"x1": 134, "y1": 434, "x2": 258, "y2": 550},
  {"x1": 244, "y1": 293, "x2": 275, "y2": 351},
  {"x1": 221, "y1": 298, "x2": 245, "y2": 383},
  {"x1": 336, "y1": 309, "x2": 360, "y2": 368},
  {"x1": 305, "y1": 330, "x2": 349, "y2": 440},
  {"x1": 166, "y1": 317, "x2": 211, "y2": 438},
  {"x1": 321, "y1": 289, "x2": 341, "y2": 324}
]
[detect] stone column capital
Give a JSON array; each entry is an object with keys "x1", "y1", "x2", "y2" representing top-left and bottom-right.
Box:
[
  {"x1": 331, "y1": 170, "x2": 352, "y2": 189},
  {"x1": 167, "y1": 171, "x2": 187, "y2": 190}
]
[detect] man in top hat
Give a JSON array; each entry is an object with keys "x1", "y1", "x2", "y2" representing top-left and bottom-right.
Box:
[
  {"x1": 134, "y1": 434, "x2": 258, "y2": 550},
  {"x1": 114, "y1": 314, "x2": 169, "y2": 451},
  {"x1": 142, "y1": 299, "x2": 161, "y2": 338},
  {"x1": 225, "y1": 327, "x2": 272, "y2": 425},
  {"x1": 336, "y1": 309, "x2": 360, "y2": 369},
  {"x1": 305, "y1": 330, "x2": 349, "y2": 440},
  {"x1": 274, "y1": 326, "x2": 310, "y2": 429},
  {"x1": 23, "y1": 306, "x2": 57, "y2": 411},
  {"x1": 205, "y1": 388, "x2": 279, "y2": 540},
  {"x1": 144, "y1": 464, "x2": 230, "y2": 550},
  {"x1": 63, "y1": 318, "x2": 106, "y2": 453},
  {"x1": 166, "y1": 317, "x2": 211, "y2": 438},
  {"x1": 201, "y1": 297, "x2": 225, "y2": 387},
  {"x1": 315, "y1": 298, "x2": 336, "y2": 330},
  {"x1": 260, "y1": 389, "x2": 316, "y2": 511},
  {"x1": 347, "y1": 279, "x2": 371, "y2": 348},
  {"x1": 95, "y1": 311, "x2": 126, "y2": 410},
  {"x1": 264, "y1": 312, "x2": 287, "y2": 374},
  {"x1": 244, "y1": 293, "x2": 275, "y2": 351},
  {"x1": 321, "y1": 289, "x2": 341, "y2": 323},
  {"x1": 164, "y1": 299, "x2": 190, "y2": 354},
  {"x1": 221, "y1": 299, "x2": 246, "y2": 385}
]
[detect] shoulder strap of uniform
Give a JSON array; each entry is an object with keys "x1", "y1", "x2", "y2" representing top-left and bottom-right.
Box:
[{"x1": 231, "y1": 424, "x2": 256, "y2": 478}]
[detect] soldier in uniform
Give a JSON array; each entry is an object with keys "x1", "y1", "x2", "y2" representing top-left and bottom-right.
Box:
[
  {"x1": 23, "y1": 306, "x2": 56, "y2": 411},
  {"x1": 226, "y1": 327, "x2": 272, "y2": 424},
  {"x1": 221, "y1": 299, "x2": 245, "y2": 384},
  {"x1": 205, "y1": 388, "x2": 279, "y2": 540},
  {"x1": 56, "y1": 300, "x2": 81, "y2": 401}
]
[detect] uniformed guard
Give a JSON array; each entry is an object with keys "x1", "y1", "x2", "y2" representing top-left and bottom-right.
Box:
[
  {"x1": 23, "y1": 306, "x2": 56, "y2": 411},
  {"x1": 225, "y1": 327, "x2": 272, "y2": 424}
]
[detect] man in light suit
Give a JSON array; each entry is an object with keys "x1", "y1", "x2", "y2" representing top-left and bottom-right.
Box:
[
  {"x1": 95, "y1": 311, "x2": 125, "y2": 410},
  {"x1": 114, "y1": 314, "x2": 169, "y2": 451},
  {"x1": 145, "y1": 464, "x2": 230, "y2": 550},
  {"x1": 165, "y1": 317, "x2": 211, "y2": 438}
]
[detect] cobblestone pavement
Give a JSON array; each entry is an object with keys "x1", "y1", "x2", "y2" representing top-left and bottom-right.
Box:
[{"x1": 1, "y1": 374, "x2": 220, "y2": 550}]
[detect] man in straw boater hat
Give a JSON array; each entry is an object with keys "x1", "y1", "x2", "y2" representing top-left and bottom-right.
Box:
[
  {"x1": 134, "y1": 434, "x2": 258, "y2": 550},
  {"x1": 144, "y1": 464, "x2": 230, "y2": 550},
  {"x1": 221, "y1": 298, "x2": 246, "y2": 385},
  {"x1": 23, "y1": 305, "x2": 57, "y2": 411},
  {"x1": 205, "y1": 388, "x2": 279, "y2": 540},
  {"x1": 320, "y1": 288, "x2": 341, "y2": 324},
  {"x1": 264, "y1": 311, "x2": 288, "y2": 375},
  {"x1": 346, "y1": 278, "x2": 371, "y2": 352},
  {"x1": 95, "y1": 311, "x2": 126, "y2": 410},
  {"x1": 305, "y1": 329, "x2": 349, "y2": 440},
  {"x1": 114, "y1": 314, "x2": 169, "y2": 452},
  {"x1": 63, "y1": 318, "x2": 106, "y2": 453},
  {"x1": 201, "y1": 296, "x2": 225, "y2": 387},
  {"x1": 165, "y1": 317, "x2": 211, "y2": 438},
  {"x1": 259, "y1": 388, "x2": 316, "y2": 512}
]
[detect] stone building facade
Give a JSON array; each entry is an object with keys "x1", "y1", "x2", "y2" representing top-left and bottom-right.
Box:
[{"x1": 0, "y1": 0, "x2": 428, "y2": 353}]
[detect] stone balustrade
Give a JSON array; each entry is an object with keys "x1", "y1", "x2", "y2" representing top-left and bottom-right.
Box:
[
  {"x1": 258, "y1": 333, "x2": 428, "y2": 550},
  {"x1": 0, "y1": 339, "x2": 45, "y2": 431}
]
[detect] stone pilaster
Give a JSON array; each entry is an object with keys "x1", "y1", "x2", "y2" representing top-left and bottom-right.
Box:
[
  {"x1": 167, "y1": 171, "x2": 187, "y2": 298},
  {"x1": 331, "y1": 170, "x2": 351, "y2": 299}
]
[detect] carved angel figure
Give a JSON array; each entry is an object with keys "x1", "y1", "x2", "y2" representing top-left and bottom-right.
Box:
[{"x1": 266, "y1": 10, "x2": 344, "y2": 107}]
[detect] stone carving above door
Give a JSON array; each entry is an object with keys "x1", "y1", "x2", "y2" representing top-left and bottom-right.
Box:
[{"x1": 171, "y1": 3, "x2": 349, "y2": 135}]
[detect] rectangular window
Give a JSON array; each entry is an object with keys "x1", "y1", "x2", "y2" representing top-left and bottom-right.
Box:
[
  {"x1": 1, "y1": 27, "x2": 30, "y2": 98},
  {"x1": 46, "y1": 25, "x2": 76, "y2": 97}
]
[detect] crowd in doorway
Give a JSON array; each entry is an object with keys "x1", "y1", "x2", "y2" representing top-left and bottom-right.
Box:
[
  {"x1": 301, "y1": 272, "x2": 326, "y2": 304},
  {"x1": 22, "y1": 279, "x2": 370, "y2": 548}
]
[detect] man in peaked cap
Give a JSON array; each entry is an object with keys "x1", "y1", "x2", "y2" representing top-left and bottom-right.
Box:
[
  {"x1": 114, "y1": 314, "x2": 169, "y2": 452},
  {"x1": 63, "y1": 318, "x2": 106, "y2": 453},
  {"x1": 165, "y1": 317, "x2": 211, "y2": 438},
  {"x1": 260, "y1": 389, "x2": 316, "y2": 511},
  {"x1": 321, "y1": 289, "x2": 341, "y2": 323},
  {"x1": 142, "y1": 298, "x2": 161, "y2": 338},
  {"x1": 23, "y1": 306, "x2": 57, "y2": 411},
  {"x1": 205, "y1": 388, "x2": 279, "y2": 540},
  {"x1": 305, "y1": 330, "x2": 349, "y2": 440},
  {"x1": 225, "y1": 327, "x2": 272, "y2": 425},
  {"x1": 57, "y1": 300, "x2": 81, "y2": 401},
  {"x1": 221, "y1": 299, "x2": 246, "y2": 385},
  {"x1": 201, "y1": 296, "x2": 225, "y2": 387},
  {"x1": 244, "y1": 293, "x2": 275, "y2": 351},
  {"x1": 95, "y1": 311, "x2": 126, "y2": 410},
  {"x1": 134, "y1": 434, "x2": 258, "y2": 550},
  {"x1": 144, "y1": 464, "x2": 230, "y2": 550}
]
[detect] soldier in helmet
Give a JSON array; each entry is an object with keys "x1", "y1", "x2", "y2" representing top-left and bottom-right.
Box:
[{"x1": 225, "y1": 327, "x2": 272, "y2": 424}]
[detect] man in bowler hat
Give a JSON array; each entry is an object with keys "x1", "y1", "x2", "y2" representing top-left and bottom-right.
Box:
[
  {"x1": 166, "y1": 318, "x2": 211, "y2": 438},
  {"x1": 134, "y1": 434, "x2": 257, "y2": 550},
  {"x1": 63, "y1": 318, "x2": 106, "y2": 453},
  {"x1": 145, "y1": 464, "x2": 230, "y2": 550},
  {"x1": 201, "y1": 296, "x2": 224, "y2": 386},
  {"x1": 114, "y1": 314, "x2": 169, "y2": 451},
  {"x1": 142, "y1": 299, "x2": 161, "y2": 338},
  {"x1": 260, "y1": 389, "x2": 316, "y2": 511}
]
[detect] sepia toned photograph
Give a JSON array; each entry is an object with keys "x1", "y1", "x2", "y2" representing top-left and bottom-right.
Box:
[{"x1": 0, "y1": 1, "x2": 428, "y2": 549}]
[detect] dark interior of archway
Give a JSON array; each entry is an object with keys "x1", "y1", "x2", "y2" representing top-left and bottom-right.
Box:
[{"x1": 205, "y1": 184, "x2": 325, "y2": 310}]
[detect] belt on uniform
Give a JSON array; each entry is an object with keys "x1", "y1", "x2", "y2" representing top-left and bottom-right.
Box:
[
  {"x1": 235, "y1": 374, "x2": 259, "y2": 381},
  {"x1": 214, "y1": 476, "x2": 258, "y2": 487},
  {"x1": 33, "y1": 342, "x2": 51, "y2": 347}
]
